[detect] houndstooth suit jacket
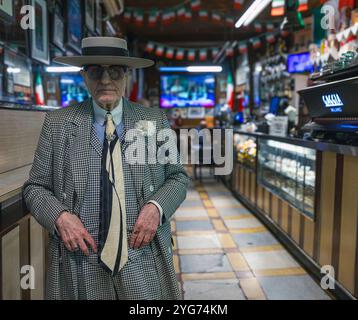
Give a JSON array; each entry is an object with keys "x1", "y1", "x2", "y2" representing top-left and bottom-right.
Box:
[{"x1": 23, "y1": 98, "x2": 189, "y2": 300}]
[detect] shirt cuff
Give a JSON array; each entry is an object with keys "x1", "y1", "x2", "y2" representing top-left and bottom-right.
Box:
[{"x1": 148, "y1": 200, "x2": 164, "y2": 226}]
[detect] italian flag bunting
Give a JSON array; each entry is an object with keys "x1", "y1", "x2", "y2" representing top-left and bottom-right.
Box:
[
  {"x1": 134, "y1": 10, "x2": 144, "y2": 26},
  {"x1": 123, "y1": 10, "x2": 132, "y2": 23},
  {"x1": 188, "y1": 49, "x2": 196, "y2": 61},
  {"x1": 212, "y1": 47, "x2": 219, "y2": 59},
  {"x1": 162, "y1": 10, "x2": 171, "y2": 25},
  {"x1": 145, "y1": 42, "x2": 155, "y2": 53},
  {"x1": 226, "y1": 46, "x2": 234, "y2": 57},
  {"x1": 185, "y1": 9, "x2": 192, "y2": 21},
  {"x1": 266, "y1": 33, "x2": 276, "y2": 44},
  {"x1": 166, "y1": 47, "x2": 174, "y2": 59},
  {"x1": 199, "y1": 48, "x2": 207, "y2": 61},
  {"x1": 176, "y1": 48, "x2": 184, "y2": 60},
  {"x1": 226, "y1": 17, "x2": 235, "y2": 27},
  {"x1": 177, "y1": 6, "x2": 186, "y2": 21},
  {"x1": 190, "y1": 0, "x2": 201, "y2": 11},
  {"x1": 199, "y1": 10, "x2": 209, "y2": 21},
  {"x1": 271, "y1": 0, "x2": 285, "y2": 16},
  {"x1": 155, "y1": 45, "x2": 164, "y2": 57},
  {"x1": 234, "y1": 0, "x2": 244, "y2": 10},
  {"x1": 35, "y1": 72, "x2": 45, "y2": 106},
  {"x1": 266, "y1": 23, "x2": 275, "y2": 32},
  {"x1": 212, "y1": 12, "x2": 221, "y2": 24},
  {"x1": 148, "y1": 11, "x2": 158, "y2": 28},
  {"x1": 254, "y1": 22, "x2": 262, "y2": 32},
  {"x1": 238, "y1": 42, "x2": 247, "y2": 54},
  {"x1": 251, "y1": 37, "x2": 262, "y2": 49},
  {"x1": 226, "y1": 73, "x2": 234, "y2": 111},
  {"x1": 298, "y1": 0, "x2": 308, "y2": 12}
]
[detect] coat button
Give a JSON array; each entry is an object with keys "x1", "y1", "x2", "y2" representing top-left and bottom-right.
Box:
[
  {"x1": 62, "y1": 192, "x2": 67, "y2": 200},
  {"x1": 149, "y1": 185, "x2": 154, "y2": 192}
]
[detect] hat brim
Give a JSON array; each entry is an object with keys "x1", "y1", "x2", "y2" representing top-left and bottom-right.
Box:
[{"x1": 53, "y1": 55, "x2": 155, "y2": 69}]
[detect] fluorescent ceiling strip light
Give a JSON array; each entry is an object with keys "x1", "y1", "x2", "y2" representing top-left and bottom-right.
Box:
[
  {"x1": 187, "y1": 66, "x2": 222, "y2": 73},
  {"x1": 46, "y1": 66, "x2": 82, "y2": 73},
  {"x1": 235, "y1": 0, "x2": 272, "y2": 28},
  {"x1": 243, "y1": 0, "x2": 272, "y2": 26},
  {"x1": 7, "y1": 67, "x2": 21, "y2": 73},
  {"x1": 159, "y1": 67, "x2": 188, "y2": 72}
]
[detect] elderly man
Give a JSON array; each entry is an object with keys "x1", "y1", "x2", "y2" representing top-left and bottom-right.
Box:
[{"x1": 23, "y1": 37, "x2": 189, "y2": 300}]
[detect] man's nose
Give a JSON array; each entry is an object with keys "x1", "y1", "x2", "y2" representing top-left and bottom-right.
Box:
[{"x1": 100, "y1": 69, "x2": 111, "y2": 84}]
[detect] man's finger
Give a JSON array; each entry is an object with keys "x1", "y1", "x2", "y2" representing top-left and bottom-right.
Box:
[
  {"x1": 141, "y1": 232, "x2": 152, "y2": 248},
  {"x1": 77, "y1": 238, "x2": 89, "y2": 256},
  {"x1": 133, "y1": 231, "x2": 145, "y2": 249},
  {"x1": 83, "y1": 231, "x2": 97, "y2": 253}
]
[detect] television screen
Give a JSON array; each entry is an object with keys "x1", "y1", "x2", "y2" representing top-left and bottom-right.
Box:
[
  {"x1": 60, "y1": 74, "x2": 89, "y2": 107},
  {"x1": 160, "y1": 74, "x2": 215, "y2": 108},
  {"x1": 287, "y1": 52, "x2": 314, "y2": 74}
]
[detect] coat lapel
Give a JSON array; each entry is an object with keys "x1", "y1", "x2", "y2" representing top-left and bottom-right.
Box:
[{"x1": 68, "y1": 99, "x2": 93, "y2": 210}]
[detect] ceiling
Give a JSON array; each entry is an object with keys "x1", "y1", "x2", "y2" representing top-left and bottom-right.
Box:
[{"x1": 115, "y1": 0, "x2": 322, "y2": 46}]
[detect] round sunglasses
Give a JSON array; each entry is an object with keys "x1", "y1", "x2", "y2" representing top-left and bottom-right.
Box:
[{"x1": 83, "y1": 65, "x2": 128, "y2": 81}]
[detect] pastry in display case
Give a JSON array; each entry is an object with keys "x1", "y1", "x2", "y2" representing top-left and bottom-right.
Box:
[
  {"x1": 257, "y1": 139, "x2": 316, "y2": 218},
  {"x1": 234, "y1": 133, "x2": 257, "y2": 170}
]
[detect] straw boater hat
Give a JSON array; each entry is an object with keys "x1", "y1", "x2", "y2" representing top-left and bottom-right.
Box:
[{"x1": 53, "y1": 37, "x2": 154, "y2": 69}]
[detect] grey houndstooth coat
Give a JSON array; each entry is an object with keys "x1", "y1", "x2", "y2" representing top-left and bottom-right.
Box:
[{"x1": 23, "y1": 98, "x2": 189, "y2": 300}]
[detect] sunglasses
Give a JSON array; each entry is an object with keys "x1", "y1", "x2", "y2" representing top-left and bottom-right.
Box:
[{"x1": 83, "y1": 65, "x2": 128, "y2": 81}]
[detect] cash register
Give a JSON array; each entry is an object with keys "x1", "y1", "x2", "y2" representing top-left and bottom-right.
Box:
[{"x1": 298, "y1": 51, "x2": 358, "y2": 145}]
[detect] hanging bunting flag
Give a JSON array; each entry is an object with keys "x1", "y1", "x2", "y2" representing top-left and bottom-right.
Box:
[
  {"x1": 188, "y1": 49, "x2": 196, "y2": 61},
  {"x1": 176, "y1": 48, "x2": 185, "y2": 60},
  {"x1": 251, "y1": 37, "x2": 262, "y2": 49},
  {"x1": 199, "y1": 10, "x2": 209, "y2": 21},
  {"x1": 191, "y1": 0, "x2": 201, "y2": 11},
  {"x1": 177, "y1": 6, "x2": 186, "y2": 20},
  {"x1": 266, "y1": 23, "x2": 275, "y2": 32},
  {"x1": 226, "y1": 46, "x2": 234, "y2": 57},
  {"x1": 212, "y1": 47, "x2": 219, "y2": 59},
  {"x1": 298, "y1": 0, "x2": 308, "y2": 12},
  {"x1": 166, "y1": 47, "x2": 174, "y2": 59},
  {"x1": 35, "y1": 72, "x2": 45, "y2": 106},
  {"x1": 226, "y1": 17, "x2": 235, "y2": 27},
  {"x1": 155, "y1": 45, "x2": 164, "y2": 57},
  {"x1": 271, "y1": 0, "x2": 285, "y2": 16},
  {"x1": 226, "y1": 73, "x2": 234, "y2": 111},
  {"x1": 145, "y1": 42, "x2": 155, "y2": 53},
  {"x1": 234, "y1": 0, "x2": 244, "y2": 10},
  {"x1": 123, "y1": 10, "x2": 132, "y2": 23},
  {"x1": 148, "y1": 11, "x2": 158, "y2": 28},
  {"x1": 281, "y1": 30, "x2": 290, "y2": 38},
  {"x1": 170, "y1": 10, "x2": 176, "y2": 23},
  {"x1": 212, "y1": 12, "x2": 222, "y2": 24},
  {"x1": 134, "y1": 10, "x2": 144, "y2": 26},
  {"x1": 266, "y1": 33, "x2": 276, "y2": 44},
  {"x1": 254, "y1": 22, "x2": 263, "y2": 32},
  {"x1": 162, "y1": 10, "x2": 171, "y2": 25},
  {"x1": 199, "y1": 49, "x2": 207, "y2": 61},
  {"x1": 185, "y1": 9, "x2": 192, "y2": 21},
  {"x1": 238, "y1": 42, "x2": 248, "y2": 54}
]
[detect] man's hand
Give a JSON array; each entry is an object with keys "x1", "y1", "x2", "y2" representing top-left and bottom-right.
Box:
[
  {"x1": 55, "y1": 211, "x2": 97, "y2": 256},
  {"x1": 130, "y1": 203, "x2": 160, "y2": 249}
]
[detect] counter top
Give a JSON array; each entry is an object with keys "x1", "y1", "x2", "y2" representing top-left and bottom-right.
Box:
[
  {"x1": 0, "y1": 101, "x2": 61, "y2": 112},
  {"x1": 233, "y1": 130, "x2": 358, "y2": 156},
  {"x1": 0, "y1": 165, "x2": 31, "y2": 203}
]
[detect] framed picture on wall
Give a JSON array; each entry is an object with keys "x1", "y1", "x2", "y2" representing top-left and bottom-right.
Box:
[
  {"x1": 188, "y1": 107, "x2": 205, "y2": 119},
  {"x1": 66, "y1": 0, "x2": 83, "y2": 53},
  {"x1": 30, "y1": 0, "x2": 49, "y2": 64},
  {"x1": 85, "y1": 0, "x2": 95, "y2": 33},
  {"x1": 52, "y1": 12, "x2": 65, "y2": 51},
  {"x1": 95, "y1": 0, "x2": 103, "y2": 35},
  {"x1": 0, "y1": 0, "x2": 14, "y2": 22}
]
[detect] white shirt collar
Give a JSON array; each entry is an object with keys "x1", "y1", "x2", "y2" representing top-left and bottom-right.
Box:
[{"x1": 92, "y1": 98, "x2": 123, "y2": 126}]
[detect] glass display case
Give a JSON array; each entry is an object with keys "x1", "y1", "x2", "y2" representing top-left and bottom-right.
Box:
[
  {"x1": 258, "y1": 139, "x2": 316, "y2": 218},
  {"x1": 234, "y1": 133, "x2": 257, "y2": 171}
]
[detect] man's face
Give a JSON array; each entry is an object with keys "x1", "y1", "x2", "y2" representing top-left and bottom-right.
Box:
[{"x1": 81, "y1": 65, "x2": 127, "y2": 110}]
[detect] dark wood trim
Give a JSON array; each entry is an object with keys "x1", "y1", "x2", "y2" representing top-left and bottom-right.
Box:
[
  {"x1": 248, "y1": 171, "x2": 252, "y2": 202},
  {"x1": 0, "y1": 237, "x2": 2, "y2": 300},
  {"x1": 269, "y1": 192, "x2": 273, "y2": 219},
  {"x1": 355, "y1": 203, "x2": 358, "y2": 297},
  {"x1": 19, "y1": 219, "x2": 30, "y2": 300},
  {"x1": 299, "y1": 214, "x2": 305, "y2": 248},
  {"x1": 313, "y1": 151, "x2": 323, "y2": 261},
  {"x1": 332, "y1": 154, "x2": 344, "y2": 276},
  {"x1": 288, "y1": 205, "x2": 293, "y2": 236},
  {"x1": 278, "y1": 199, "x2": 282, "y2": 226},
  {"x1": 243, "y1": 165, "x2": 246, "y2": 196}
]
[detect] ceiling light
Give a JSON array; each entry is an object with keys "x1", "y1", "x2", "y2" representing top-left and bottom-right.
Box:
[
  {"x1": 46, "y1": 66, "x2": 82, "y2": 73},
  {"x1": 235, "y1": 0, "x2": 272, "y2": 28},
  {"x1": 187, "y1": 66, "x2": 222, "y2": 73},
  {"x1": 7, "y1": 67, "x2": 21, "y2": 74}
]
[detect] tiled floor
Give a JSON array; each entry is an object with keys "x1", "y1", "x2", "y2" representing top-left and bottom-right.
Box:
[{"x1": 171, "y1": 172, "x2": 331, "y2": 300}]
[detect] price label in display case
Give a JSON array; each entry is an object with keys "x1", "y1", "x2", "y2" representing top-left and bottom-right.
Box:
[{"x1": 269, "y1": 116, "x2": 288, "y2": 137}]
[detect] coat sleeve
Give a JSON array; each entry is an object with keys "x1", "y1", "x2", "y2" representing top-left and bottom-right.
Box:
[
  {"x1": 148, "y1": 110, "x2": 191, "y2": 224},
  {"x1": 22, "y1": 112, "x2": 69, "y2": 235}
]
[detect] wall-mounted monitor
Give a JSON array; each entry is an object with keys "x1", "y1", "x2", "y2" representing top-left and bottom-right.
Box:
[
  {"x1": 160, "y1": 73, "x2": 215, "y2": 108},
  {"x1": 60, "y1": 74, "x2": 89, "y2": 107},
  {"x1": 287, "y1": 52, "x2": 314, "y2": 74}
]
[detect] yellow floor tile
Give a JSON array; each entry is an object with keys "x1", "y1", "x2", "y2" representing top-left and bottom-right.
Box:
[
  {"x1": 217, "y1": 234, "x2": 237, "y2": 248},
  {"x1": 207, "y1": 208, "x2": 220, "y2": 218},
  {"x1": 239, "y1": 278, "x2": 266, "y2": 300},
  {"x1": 253, "y1": 267, "x2": 307, "y2": 277},
  {"x1": 199, "y1": 192, "x2": 209, "y2": 199},
  {"x1": 223, "y1": 214, "x2": 253, "y2": 220},
  {"x1": 178, "y1": 248, "x2": 224, "y2": 255},
  {"x1": 240, "y1": 244, "x2": 284, "y2": 253},
  {"x1": 212, "y1": 219, "x2": 227, "y2": 231},
  {"x1": 177, "y1": 206, "x2": 206, "y2": 211},
  {"x1": 171, "y1": 220, "x2": 176, "y2": 232},
  {"x1": 173, "y1": 255, "x2": 180, "y2": 273},
  {"x1": 227, "y1": 252, "x2": 250, "y2": 272},
  {"x1": 203, "y1": 200, "x2": 214, "y2": 208},
  {"x1": 176, "y1": 230, "x2": 216, "y2": 237},
  {"x1": 229, "y1": 227, "x2": 267, "y2": 234},
  {"x1": 182, "y1": 272, "x2": 236, "y2": 281},
  {"x1": 174, "y1": 216, "x2": 209, "y2": 221}
]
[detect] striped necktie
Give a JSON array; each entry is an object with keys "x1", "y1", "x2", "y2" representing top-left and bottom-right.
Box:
[{"x1": 98, "y1": 112, "x2": 128, "y2": 276}]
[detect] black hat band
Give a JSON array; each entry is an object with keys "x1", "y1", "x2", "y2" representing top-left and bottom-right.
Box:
[{"x1": 82, "y1": 46, "x2": 129, "y2": 57}]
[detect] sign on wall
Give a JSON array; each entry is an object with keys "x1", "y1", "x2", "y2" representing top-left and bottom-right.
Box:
[{"x1": 0, "y1": 0, "x2": 14, "y2": 21}]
